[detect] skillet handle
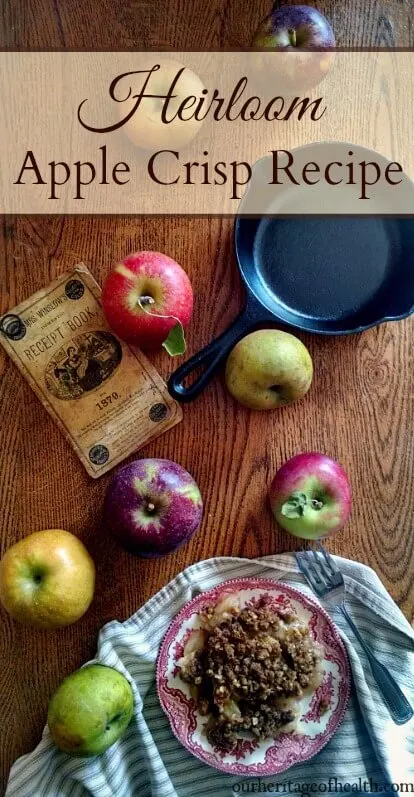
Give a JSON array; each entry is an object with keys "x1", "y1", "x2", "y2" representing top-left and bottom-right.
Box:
[{"x1": 168, "y1": 309, "x2": 256, "y2": 403}]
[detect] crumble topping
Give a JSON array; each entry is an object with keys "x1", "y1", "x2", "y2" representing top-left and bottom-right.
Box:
[{"x1": 178, "y1": 593, "x2": 323, "y2": 752}]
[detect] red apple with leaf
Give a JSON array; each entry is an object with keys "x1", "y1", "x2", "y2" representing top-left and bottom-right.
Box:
[
  {"x1": 102, "y1": 251, "x2": 193, "y2": 354},
  {"x1": 269, "y1": 453, "x2": 351, "y2": 540}
]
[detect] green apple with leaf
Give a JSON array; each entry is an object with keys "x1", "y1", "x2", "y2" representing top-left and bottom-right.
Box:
[
  {"x1": 101, "y1": 251, "x2": 193, "y2": 355},
  {"x1": 48, "y1": 664, "x2": 134, "y2": 756}
]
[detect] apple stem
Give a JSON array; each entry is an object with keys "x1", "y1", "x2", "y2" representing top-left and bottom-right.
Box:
[
  {"x1": 311, "y1": 498, "x2": 324, "y2": 510},
  {"x1": 288, "y1": 27, "x2": 297, "y2": 47},
  {"x1": 139, "y1": 295, "x2": 155, "y2": 307},
  {"x1": 146, "y1": 502, "x2": 156, "y2": 514},
  {"x1": 281, "y1": 492, "x2": 325, "y2": 519}
]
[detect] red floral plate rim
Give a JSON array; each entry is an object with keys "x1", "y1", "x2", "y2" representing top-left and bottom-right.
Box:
[{"x1": 156, "y1": 577, "x2": 351, "y2": 776}]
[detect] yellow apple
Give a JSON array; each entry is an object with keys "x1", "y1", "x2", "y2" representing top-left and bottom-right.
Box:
[
  {"x1": 0, "y1": 529, "x2": 95, "y2": 628},
  {"x1": 225, "y1": 329, "x2": 313, "y2": 410},
  {"x1": 120, "y1": 58, "x2": 205, "y2": 151}
]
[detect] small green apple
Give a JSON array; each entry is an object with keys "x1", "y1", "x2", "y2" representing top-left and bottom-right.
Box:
[
  {"x1": 48, "y1": 664, "x2": 134, "y2": 756},
  {"x1": 225, "y1": 329, "x2": 313, "y2": 410}
]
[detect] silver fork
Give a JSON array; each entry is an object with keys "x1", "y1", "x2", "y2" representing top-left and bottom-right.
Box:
[{"x1": 295, "y1": 542, "x2": 413, "y2": 725}]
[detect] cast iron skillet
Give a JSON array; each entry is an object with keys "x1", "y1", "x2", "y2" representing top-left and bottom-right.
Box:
[{"x1": 168, "y1": 142, "x2": 414, "y2": 403}]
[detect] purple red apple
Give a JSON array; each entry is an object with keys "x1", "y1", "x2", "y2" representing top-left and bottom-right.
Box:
[
  {"x1": 103, "y1": 459, "x2": 203, "y2": 557},
  {"x1": 252, "y1": 5, "x2": 335, "y2": 91},
  {"x1": 269, "y1": 453, "x2": 351, "y2": 540}
]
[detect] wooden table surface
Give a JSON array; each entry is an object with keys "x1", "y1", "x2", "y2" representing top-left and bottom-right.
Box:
[{"x1": 1, "y1": 0, "x2": 414, "y2": 792}]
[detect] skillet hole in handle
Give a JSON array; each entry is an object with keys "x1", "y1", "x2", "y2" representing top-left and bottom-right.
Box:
[{"x1": 168, "y1": 310, "x2": 256, "y2": 403}]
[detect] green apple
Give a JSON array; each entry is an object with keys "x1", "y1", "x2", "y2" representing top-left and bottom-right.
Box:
[
  {"x1": 48, "y1": 664, "x2": 134, "y2": 756},
  {"x1": 225, "y1": 329, "x2": 313, "y2": 410}
]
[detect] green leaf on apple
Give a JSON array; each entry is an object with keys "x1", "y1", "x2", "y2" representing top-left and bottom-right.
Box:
[
  {"x1": 281, "y1": 492, "x2": 308, "y2": 519},
  {"x1": 162, "y1": 321, "x2": 186, "y2": 356},
  {"x1": 138, "y1": 300, "x2": 186, "y2": 356}
]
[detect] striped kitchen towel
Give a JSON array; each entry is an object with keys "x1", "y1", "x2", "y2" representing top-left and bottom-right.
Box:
[{"x1": 6, "y1": 554, "x2": 414, "y2": 797}]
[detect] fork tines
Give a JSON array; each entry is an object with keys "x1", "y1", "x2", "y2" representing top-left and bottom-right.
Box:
[{"x1": 295, "y1": 542, "x2": 343, "y2": 598}]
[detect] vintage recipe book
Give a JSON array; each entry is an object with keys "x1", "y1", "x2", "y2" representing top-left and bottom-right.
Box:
[{"x1": 0, "y1": 265, "x2": 182, "y2": 477}]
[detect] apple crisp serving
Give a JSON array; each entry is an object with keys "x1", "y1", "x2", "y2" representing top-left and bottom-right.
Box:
[{"x1": 178, "y1": 593, "x2": 323, "y2": 752}]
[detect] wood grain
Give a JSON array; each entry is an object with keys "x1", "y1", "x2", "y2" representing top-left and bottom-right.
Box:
[{"x1": 1, "y1": 1, "x2": 414, "y2": 793}]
